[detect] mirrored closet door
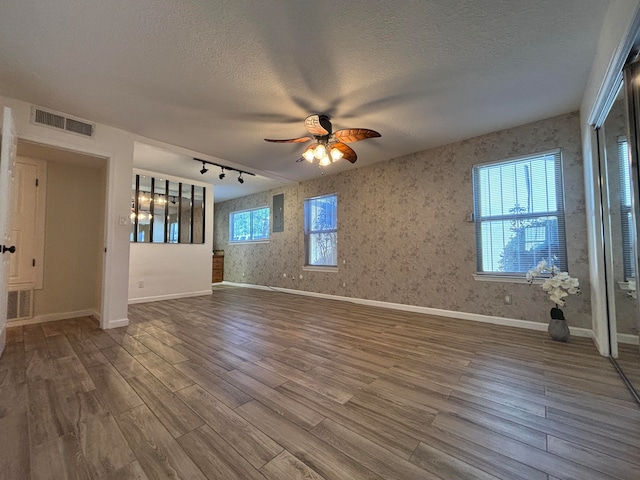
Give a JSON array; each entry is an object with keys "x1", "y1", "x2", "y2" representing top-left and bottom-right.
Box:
[{"x1": 600, "y1": 63, "x2": 640, "y2": 398}]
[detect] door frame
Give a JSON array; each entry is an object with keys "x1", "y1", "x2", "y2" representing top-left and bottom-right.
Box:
[
  {"x1": 0, "y1": 106, "x2": 17, "y2": 357},
  {"x1": 17, "y1": 134, "x2": 112, "y2": 328},
  {"x1": 596, "y1": 119, "x2": 621, "y2": 358}
]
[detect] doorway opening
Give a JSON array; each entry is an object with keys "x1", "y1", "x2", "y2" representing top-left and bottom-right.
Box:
[{"x1": 8, "y1": 140, "x2": 107, "y2": 326}]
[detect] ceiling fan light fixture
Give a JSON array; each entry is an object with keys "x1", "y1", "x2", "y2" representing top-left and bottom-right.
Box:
[
  {"x1": 303, "y1": 145, "x2": 315, "y2": 162},
  {"x1": 264, "y1": 114, "x2": 380, "y2": 167},
  {"x1": 330, "y1": 146, "x2": 343, "y2": 161},
  {"x1": 314, "y1": 144, "x2": 326, "y2": 160}
]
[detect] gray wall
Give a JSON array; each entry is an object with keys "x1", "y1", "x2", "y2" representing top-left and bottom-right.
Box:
[{"x1": 214, "y1": 112, "x2": 591, "y2": 328}]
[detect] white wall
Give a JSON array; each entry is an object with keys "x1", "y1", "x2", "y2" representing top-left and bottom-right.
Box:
[
  {"x1": 128, "y1": 169, "x2": 214, "y2": 303},
  {"x1": 0, "y1": 96, "x2": 135, "y2": 328},
  {"x1": 580, "y1": 0, "x2": 640, "y2": 354}
]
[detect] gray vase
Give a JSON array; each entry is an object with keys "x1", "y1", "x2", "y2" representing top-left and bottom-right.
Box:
[{"x1": 549, "y1": 307, "x2": 570, "y2": 342}]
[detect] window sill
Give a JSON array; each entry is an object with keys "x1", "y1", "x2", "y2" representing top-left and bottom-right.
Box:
[
  {"x1": 228, "y1": 240, "x2": 270, "y2": 245},
  {"x1": 303, "y1": 266, "x2": 338, "y2": 273},
  {"x1": 618, "y1": 279, "x2": 635, "y2": 291},
  {"x1": 473, "y1": 274, "x2": 544, "y2": 285}
]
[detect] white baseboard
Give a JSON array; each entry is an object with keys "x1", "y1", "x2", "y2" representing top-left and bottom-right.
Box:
[
  {"x1": 8, "y1": 309, "x2": 100, "y2": 327},
  {"x1": 105, "y1": 318, "x2": 129, "y2": 329},
  {"x1": 6, "y1": 309, "x2": 128, "y2": 330},
  {"x1": 222, "y1": 281, "x2": 594, "y2": 338},
  {"x1": 618, "y1": 333, "x2": 640, "y2": 345},
  {"x1": 590, "y1": 330, "x2": 604, "y2": 355},
  {"x1": 128, "y1": 289, "x2": 212, "y2": 305}
]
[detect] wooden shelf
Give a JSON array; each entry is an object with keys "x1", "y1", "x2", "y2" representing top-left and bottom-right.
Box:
[{"x1": 212, "y1": 255, "x2": 224, "y2": 283}]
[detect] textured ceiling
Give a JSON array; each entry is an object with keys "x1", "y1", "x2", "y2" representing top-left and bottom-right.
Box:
[{"x1": 0, "y1": 0, "x2": 610, "y2": 195}]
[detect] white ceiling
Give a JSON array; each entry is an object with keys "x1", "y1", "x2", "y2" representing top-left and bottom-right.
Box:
[{"x1": 0, "y1": 1, "x2": 611, "y2": 201}]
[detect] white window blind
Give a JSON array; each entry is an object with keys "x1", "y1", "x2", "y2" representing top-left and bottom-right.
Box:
[
  {"x1": 618, "y1": 137, "x2": 636, "y2": 280},
  {"x1": 472, "y1": 150, "x2": 567, "y2": 275},
  {"x1": 304, "y1": 193, "x2": 337, "y2": 267}
]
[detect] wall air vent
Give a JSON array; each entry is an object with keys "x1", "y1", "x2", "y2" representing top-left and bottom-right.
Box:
[
  {"x1": 31, "y1": 106, "x2": 95, "y2": 138},
  {"x1": 7, "y1": 285, "x2": 33, "y2": 321},
  {"x1": 34, "y1": 109, "x2": 65, "y2": 129}
]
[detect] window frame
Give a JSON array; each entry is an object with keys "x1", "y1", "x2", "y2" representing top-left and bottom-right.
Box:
[
  {"x1": 304, "y1": 193, "x2": 338, "y2": 268},
  {"x1": 472, "y1": 149, "x2": 568, "y2": 278},
  {"x1": 229, "y1": 206, "x2": 270, "y2": 243}
]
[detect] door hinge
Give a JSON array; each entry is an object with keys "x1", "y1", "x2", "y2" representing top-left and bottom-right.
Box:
[
  {"x1": 35, "y1": 178, "x2": 39, "y2": 187},
  {"x1": 32, "y1": 259, "x2": 36, "y2": 267}
]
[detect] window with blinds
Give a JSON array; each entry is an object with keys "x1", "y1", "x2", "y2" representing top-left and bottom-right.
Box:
[
  {"x1": 472, "y1": 150, "x2": 567, "y2": 275},
  {"x1": 618, "y1": 137, "x2": 636, "y2": 280},
  {"x1": 304, "y1": 193, "x2": 338, "y2": 267}
]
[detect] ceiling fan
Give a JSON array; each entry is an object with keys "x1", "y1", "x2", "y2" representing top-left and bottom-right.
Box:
[{"x1": 264, "y1": 114, "x2": 381, "y2": 166}]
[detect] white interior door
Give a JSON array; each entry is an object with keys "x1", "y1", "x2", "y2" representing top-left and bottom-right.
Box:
[
  {"x1": 9, "y1": 162, "x2": 38, "y2": 286},
  {"x1": 0, "y1": 106, "x2": 17, "y2": 358}
]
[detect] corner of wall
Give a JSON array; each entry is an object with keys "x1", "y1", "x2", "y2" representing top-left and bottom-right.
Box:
[{"x1": 104, "y1": 317, "x2": 129, "y2": 329}]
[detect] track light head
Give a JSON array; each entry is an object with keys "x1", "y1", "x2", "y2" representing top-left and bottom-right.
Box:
[
  {"x1": 200, "y1": 162, "x2": 208, "y2": 175},
  {"x1": 238, "y1": 173, "x2": 244, "y2": 184},
  {"x1": 219, "y1": 168, "x2": 226, "y2": 180}
]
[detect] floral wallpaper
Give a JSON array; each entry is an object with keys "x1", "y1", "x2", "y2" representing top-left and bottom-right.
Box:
[{"x1": 214, "y1": 112, "x2": 592, "y2": 329}]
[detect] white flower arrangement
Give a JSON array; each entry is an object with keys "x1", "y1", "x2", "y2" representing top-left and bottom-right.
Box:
[{"x1": 526, "y1": 258, "x2": 580, "y2": 307}]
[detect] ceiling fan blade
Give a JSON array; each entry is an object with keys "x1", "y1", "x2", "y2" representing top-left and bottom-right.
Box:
[
  {"x1": 332, "y1": 142, "x2": 357, "y2": 163},
  {"x1": 304, "y1": 114, "x2": 332, "y2": 136},
  {"x1": 264, "y1": 137, "x2": 312, "y2": 143},
  {"x1": 333, "y1": 128, "x2": 381, "y2": 143}
]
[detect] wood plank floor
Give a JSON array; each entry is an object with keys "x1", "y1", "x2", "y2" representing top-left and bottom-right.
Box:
[
  {"x1": 617, "y1": 343, "x2": 640, "y2": 397},
  {"x1": 1, "y1": 285, "x2": 639, "y2": 479}
]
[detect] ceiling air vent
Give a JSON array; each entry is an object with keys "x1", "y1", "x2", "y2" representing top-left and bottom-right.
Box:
[{"x1": 31, "y1": 106, "x2": 95, "y2": 138}]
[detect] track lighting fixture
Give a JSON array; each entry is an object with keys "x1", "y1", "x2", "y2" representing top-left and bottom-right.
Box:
[{"x1": 191, "y1": 158, "x2": 254, "y2": 184}]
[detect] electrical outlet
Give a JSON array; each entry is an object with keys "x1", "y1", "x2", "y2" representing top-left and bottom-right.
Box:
[
  {"x1": 138, "y1": 280, "x2": 144, "y2": 288},
  {"x1": 504, "y1": 294, "x2": 512, "y2": 305},
  {"x1": 342, "y1": 282, "x2": 346, "y2": 287},
  {"x1": 283, "y1": 273, "x2": 287, "y2": 278},
  {"x1": 299, "y1": 274, "x2": 303, "y2": 279}
]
